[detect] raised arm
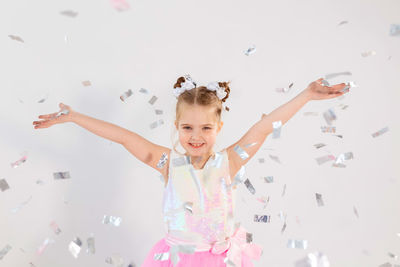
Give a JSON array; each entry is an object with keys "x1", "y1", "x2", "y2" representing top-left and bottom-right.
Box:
[
  {"x1": 226, "y1": 78, "x2": 348, "y2": 179},
  {"x1": 33, "y1": 103, "x2": 170, "y2": 178}
]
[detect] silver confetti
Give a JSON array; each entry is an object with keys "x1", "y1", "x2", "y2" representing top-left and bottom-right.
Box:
[
  {"x1": 315, "y1": 193, "x2": 324, "y2": 207},
  {"x1": 127, "y1": 262, "x2": 136, "y2": 267},
  {"x1": 120, "y1": 89, "x2": 133, "y2": 102},
  {"x1": 229, "y1": 166, "x2": 246, "y2": 189},
  {"x1": 37, "y1": 238, "x2": 54, "y2": 255},
  {"x1": 281, "y1": 222, "x2": 287, "y2": 234},
  {"x1": 338, "y1": 20, "x2": 348, "y2": 26},
  {"x1": 53, "y1": 171, "x2": 71, "y2": 180},
  {"x1": 69, "y1": 237, "x2": 82, "y2": 258},
  {"x1": 390, "y1": 24, "x2": 400, "y2": 36},
  {"x1": 388, "y1": 252, "x2": 398, "y2": 260},
  {"x1": 148, "y1": 95, "x2": 158, "y2": 105},
  {"x1": 156, "y1": 152, "x2": 168, "y2": 169},
  {"x1": 379, "y1": 263, "x2": 392, "y2": 267},
  {"x1": 258, "y1": 158, "x2": 265, "y2": 163},
  {"x1": 287, "y1": 239, "x2": 308, "y2": 249},
  {"x1": 244, "y1": 44, "x2": 256, "y2": 56},
  {"x1": 278, "y1": 211, "x2": 287, "y2": 222},
  {"x1": 155, "y1": 109, "x2": 163, "y2": 115},
  {"x1": 303, "y1": 111, "x2": 319, "y2": 116},
  {"x1": 315, "y1": 155, "x2": 335, "y2": 165},
  {"x1": 234, "y1": 145, "x2": 249, "y2": 160},
  {"x1": 244, "y1": 142, "x2": 257, "y2": 148},
  {"x1": 82, "y1": 80, "x2": 91, "y2": 86},
  {"x1": 150, "y1": 119, "x2": 164, "y2": 129},
  {"x1": 323, "y1": 109, "x2": 336, "y2": 125},
  {"x1": 282, "y1": 184, "x2": 286, "y2": 197},
  {"x1": 314, "y1": 143, "x2": 326, "y2": 149},
  {"x1": 36, "y1": 179, "x2": 45, "y2": 185},
  {"x1": 269, "y1": 154, "x2": 281, "y2": 164},
  {"x1": 87, "y1": 234, "x2": 95, "y2": 254},
  {"x1": 372, "y1": 126, "x2": 389, "y2": 138},
  {"x1": 294, "y1": 251, "x2": 330, "y2": 267},
  {"x1": 183, "y1": 202, "x2": 193, "y2": 213},
  {"x1": 60, "y1": 10, "x2": 78, "y2": 17},
  {"x1": 102, "y1": 215, "x2": 122, "y2": 227},
  {"x1": 8, "y1": 34, "x2": 24, "y2": 42},
  {"x1": 320, "y1": 79, "x2": 330, "y2": 86},
  {"x1": 325, "y1": 71, "x2": 352, "y2": 79},
  {"x1": 334, "y1": 152, "x2": 354, "y2": 165},
  {"x1": 11, "y1": 195, "x2": 32, "y2": 213},
  {"x1": 105, "y1": 254, "x2": 124, "y2": 266},
  {"x1": 353, "y1": 206, "x2": 359, "y2": 218},
  {"x1": 276, "y1": 87, "x2": 291, "y2": 93},
  {"x1": 263, "y1": 176, "x2": 274, "y2": 183},
  {"x1": 254, "y1": 215, "x2": 271, "y2": 223},
  {"x1": 272, "y1": 121, "x2": 282, "y2": 138},
  {"x1": 55, "y1": 108, "x2": 70, "y2": 118},
  {"x1": 321, "y1": 126, "x2": 336, "y2": 133},
  {"x1": 0, "y1": 179, "x2": 10, "y2": 192},
  {"x1": 139, "y1": 88, "x2": 149, "y2": 94},
  {"x1": 244, "y1": 178, "x2": 256, "y2": 194},
  {"x1": 361, "y1": 50, "x2": 376, "y2": 57},
  {"x1": 0, "y1": 244, "x2": 12, "y2": 260},
  {"x1": 49, "y1": 221, "x2": 61, "y2": 235},
  {"x1": 246, "y1": 232, "x2": 253, "y2": 243},
  {"x1": 11, "y1": 155, "x2": 27, "y2": 168},
  {"x1": 154, "y1": 252, "x2": 169, "y2": 261}
]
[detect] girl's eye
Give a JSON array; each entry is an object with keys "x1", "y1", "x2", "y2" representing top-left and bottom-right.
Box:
[
  {"x1": 204, "y1": 127, "x2": 212, "y2": 130},
  {"x1": 183, "y1": 126, "x2": 192, "y2": 130}
]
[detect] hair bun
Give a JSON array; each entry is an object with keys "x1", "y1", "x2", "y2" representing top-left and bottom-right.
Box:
[
  {"x1": 218, "y1": 81, "x2": 231, "y2": 102},
  {"x1": 174, "y1": 76, "x2": 186, "y2": 88}
]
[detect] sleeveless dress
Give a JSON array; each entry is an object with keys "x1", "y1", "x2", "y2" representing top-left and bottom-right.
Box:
[{"x1": 141, "y1": 148, "x2": 263, "y2": 267}]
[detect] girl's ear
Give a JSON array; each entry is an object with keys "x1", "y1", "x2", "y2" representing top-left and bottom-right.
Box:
[{"x1": 174, "y1": 120, "x2": 178, "y2": 129}]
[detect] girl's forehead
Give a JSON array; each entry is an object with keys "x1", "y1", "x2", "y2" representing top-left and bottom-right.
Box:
[{"x1": 178, "y1": 104, "x2": 219, "y2": 124}]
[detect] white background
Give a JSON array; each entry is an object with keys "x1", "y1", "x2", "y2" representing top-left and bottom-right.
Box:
[{"x1": 0, "y1": 0, "x2": 399, "y2": 266}]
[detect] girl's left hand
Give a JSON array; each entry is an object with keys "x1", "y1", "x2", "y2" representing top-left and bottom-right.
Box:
[{"x1": 305, "y1": 78, "x2": 349, "y2": 100}]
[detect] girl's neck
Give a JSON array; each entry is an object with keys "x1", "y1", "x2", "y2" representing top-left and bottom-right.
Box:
[{"x1": 185, "y1": 151, "x2": 215, "y2": 170}]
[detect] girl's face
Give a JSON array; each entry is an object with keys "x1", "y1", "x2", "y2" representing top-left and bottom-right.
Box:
[{"x1": 175, "y1": 103, "x2": 223, "y2": 157}]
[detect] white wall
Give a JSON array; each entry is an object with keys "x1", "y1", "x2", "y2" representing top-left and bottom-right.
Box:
[{"x1": 0, "y1": 0, "x2": 399, "y2": 266}]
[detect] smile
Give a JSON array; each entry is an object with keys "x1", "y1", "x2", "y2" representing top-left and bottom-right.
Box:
[{"x1": 189, "y1": 143, "x2": 204, "y2": 148}]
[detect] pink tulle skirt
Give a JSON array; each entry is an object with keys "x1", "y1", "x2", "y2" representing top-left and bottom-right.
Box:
[{"x1": 141, "y1": 238, "x2": 254, "y2": 267}]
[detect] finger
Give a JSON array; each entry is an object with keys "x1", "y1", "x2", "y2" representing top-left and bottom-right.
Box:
[
  {"x1": 331, "y1": 83, "x2": 346, "y2": 90},
  {"x1": 38, "y1": 112, "x2": 58, "y2": 119}
]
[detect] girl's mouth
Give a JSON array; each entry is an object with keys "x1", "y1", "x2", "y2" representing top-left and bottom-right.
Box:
[{"x1": 189, "y1": 143, "x2": 204, "y2": 148}]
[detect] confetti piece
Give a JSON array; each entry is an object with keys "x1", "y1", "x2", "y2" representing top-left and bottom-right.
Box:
[
  {"x1": 8, "y1": 34, "x2": 24, "y2": 42},
  {"x1": 87, "y1": 234, "x2": 95, "y2": 254},
  {"x1": 11, "y1": 195, "x2": 32, "y2": 213},
  {"x1": 244, "y1": 179, "x2": 256, "y2": 194},
  {"x1": 254, "y1": 215, "x2": 271, "y2": 223},
  {"x1": 388, "y1": 252, "x2": 398, "y2": 260},
  {"x1": 69, "y1": 237, "x2": 82, "y2": 258},
  {"x1": 105, "y1": 254, "x2": 124, "y2": 266},
  {"x1": 276, "y1": 87, "x2": 291, "y2": 93},
  {"x1": 244, "y1": 142, "x2": 257, "y2": 148},
  {"x1": 37, "y1": 93, "x2": 49, "y2": 103},
  {"x1": 258, "y1": 158, "x2": 265, "y2": 163},
  {"x1": 272, "y1": 121, "x2": 282, "y2": 138},
  {"x1": 379, "y1": 263, "x2": 392, "y2": 267},
  {"x1": 154, "y1": 252, "x2": 169, "y2": 261},
  {"x1": 353, "y1": 206, "x2": 359, "y2": 218},
  {"x1": 320, "y1": 79, "x2": 330, "y2": 86},
  {"x1": 246, "y1": 232, "x2": 253, "y2": 243},
  {"x1": 361, "y1": 50, "x2": 376, "y2": 57},
  {"x1": 282, "y1": 184, "x2": 286, "y2": 197},
  {"x1": 150, "y1": 119, "x2": 164, "y2": 129},
  {"x1": 315, "y1": 193, "x2": 324, "y2": 207},
  {"x1": 55, "y1": 108, "x2": 70, "y2": 118},
  {"x1": 11, "y1": 155, "x2": 27, "y2": 168},
  {"x1": 321, "y1": 126, "x2": 336, "y2": 133},
  {"x1": 49, "y1": 221, "x2": 61, "y2": 235},
  {"x1": 294, "y1": 251, "x2": 330, "y2": 267},
  {"x1": 334, "y1": 152, "x2": 354, "y2": 165},
  {"x1": 287, "y1": 239, "x2": 308, "y2": 249},
  {"x1": 234, "y1": 145, "x2": 249, "y2": 160},
  {"x1": 156, "y1": 152, "x2": 168, "y2": 169},
  {"x1": 183, "y1": 202, "x2": 193, "y2": 213},
  {"x1": 281, "y1": 222, "x2": 287, "y2": 234},
  {"x1": 315, "y1": 155, "x2": 335, "y2": 165},
  {"x1": 390, "y1": 24, "x2": 400, "y2": 36},
  {"x1": 102, "y1": 215, "x2": 122, "y2": 227},
  {"x1": 314, "y1": 143, "x2": 326, "y2": 149},
  {"x1": 120, "y1": 89, "x2": 133, "y2": 102},
  {"x1": 323, "y1": 109, "x2": 336, "y2": 125},
  {"x1": 37, "y1": 238, "x2": 54, "y2": 255},
  {"x1": 338, "y1": 20, "x2": 348, "y2": 26},
  {"x1": 82, "y1": 80, "x2": 91, "y2": 86},
  {"x1": 60, "y1": 10, "x2": 78, "y2": 17},
  {"x1": 110, "y1": 0, "x2": 130, "y2": 12},
  {"x1": 0, "y1": 244, "x2": 12, "y2": 260},
  {"x1": 256, "y1": 196, "x2": 270, "y2": 208},
  {"x1": 0, "y1": 179, "x2": 10, "y2": 192},
  {"x1": 148, "y1": 95, "x2": 158, "y2": 105},
  {"x1": 229, "y1": 166, "x2": 246, "y2": 189},
  {"x1": 127, "y1": 262, "x2": 136, "y2": 267},
  {"x1": 263, "y1": 176, "x2": 274, "y2": 183},
  {"x1": 269, "y1": 154, "x2": 281, "y2": 164},
  {"x1": 53, "y1": 171, "x2": 71, "y2": 180},
  {"x1": 139, "y1": 88, "x2": 149, "y2": 94},
  {"x1": 372, "y1": 126, "x2": 389, "y2": 138},
  {"x1": 325, "y1": 71, "x2": 352, "y2": 79},
  {"x1": 155, "y1": 109, "x2": 163, "y2": 115},
  {"x1": 244, "y1": 44, "x2": 256, "y2": 56}
]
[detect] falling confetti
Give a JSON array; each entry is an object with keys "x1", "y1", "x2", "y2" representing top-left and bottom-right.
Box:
[
  {"x1": 314, "y1": 143, "x2": 326, "y2": 149},
  {"x1": 105, "y1": 254, "x2": 124, "y2": 266},
  {"x1": 156, "y1": 152, "x2": 168, "y2": 169},
  {"x1": 287, "y1": 239, "x2": 308, "y2": 249},
  {"x1": 315, "y1": 193, "x2": 324, "y2": 207},
  {"x1": 282, "y1": 184, "x2": 286, "y2": 197},
  {"x1": 361, "y1": 50, "x2": 376, "y2": 57},
  {"x1": 258, "y1": 158, "x2": 265, "y2": 163},
  {"x1": 155, "y1": 109, "x2": 163, "y2": 115},
  {"x1": 244, "y1": 179, "x2": 256, "y2": 194},
  {"x1": 110, "y1": 0, "x2": 130, "y2": 12},
  {"x1": 120, "y1": 89, "x2": 133, "y2": 102},
  {"x1": 315, "y1": 155, "x2": 335, "y2": 165},
  {"x1": 390, "y1": 24, "x2": 400, "y2": 36},
  {"x1": 294, "y1": 251, "x2": 330, "y2": 267},
  {"x1": 60, "y1": 10, "x2": 78, "y2": 17},
  {"x1": 372, "y1": 126, "x2": 389, "y2": 138},
  {"x1": 102, "y1": 215, "x2": 122, "y2": 227},
  {"x1": 150, "y1": 119, "x2": 164, "y2": 129},
  {"x1": 8, "y1": 34, "x2": 24, "y2": 42},
  {"x1": 353, "y1": 206, "x2": 359, "y2": 218},
  {"x1": 0, "y1": 179, "x2": 10, "y2": 192},
  {"x1": 82, "y1": 80, "x2": 91, "y2": 86},
  {"x1": 234, "y1": 145, "x2": 249, "y2": 160},
  {"x1": 321, "y1": 126, "x2": 336, "y2": 133},
  {"x1": 325, "y1": 71, "x2": 352, "y2": 79},
  {"x1": 148, "y1": 95, "x2": 158, "y2": 105},
  {"x1": 272, "y1": 121, "x2": 282, "y2": 138},
  {"x1": 139, "y1": 88, "x2": 149, "y2": 94},
  {"x1": 244, "y1": 44, "x2": 256, "y2": 56},
  {"x1": 49, "y1": 221, "x2": 62, "y2": 235},
  {"x1": 0, "y1": 244, "x2": 12, "y2": 260},
  {"x1": 254, "y1": 215, "x2": 271, "y2": 223},
  {"x1": 11, "y1": 155, "x2": 27, "y2": 168},
  {"x1": 53, "y1": 171, "x2": 71, "y2": 180},
  {"x1": 37, "y1": 238, "x2": 54, "y2": 255},
  {"x1": 269, "y1": 154, "x2": 281, "y2": 164},
  {"x1": 69, "y1": 237, "x2": 82, "y2": 258},
  {"x1": 244, "y1": 142, "x2": 257, "y2": 148},
  {"x1": 338, "y1": 20, "x2": 348, "y2": 26},
  {"x1": 11, "y1": 195, "x2": 32, "y2": 213},
  {"x1": 263, "y1": 176, "x2": 274, "y2": 183},
  {"x1": 323, "y1": 108, "x2": 336, "y2": 125},
  {"x1": 87, "y1": 234, "x2": 95, "y2": 254}
]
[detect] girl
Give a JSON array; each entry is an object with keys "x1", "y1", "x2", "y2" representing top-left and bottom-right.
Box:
[{"x1": 33, "y1": 75, "x2": 348, "y2": 267}]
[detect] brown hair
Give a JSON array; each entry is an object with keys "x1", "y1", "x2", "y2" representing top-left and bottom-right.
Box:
[{"x1": 173, "y1": 76, "x2": 231, "y2": 122}]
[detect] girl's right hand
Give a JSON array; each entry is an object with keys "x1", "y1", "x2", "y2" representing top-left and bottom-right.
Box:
[{"x1": 33, "y1": 103, "x2": 73, "y2": 129}]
